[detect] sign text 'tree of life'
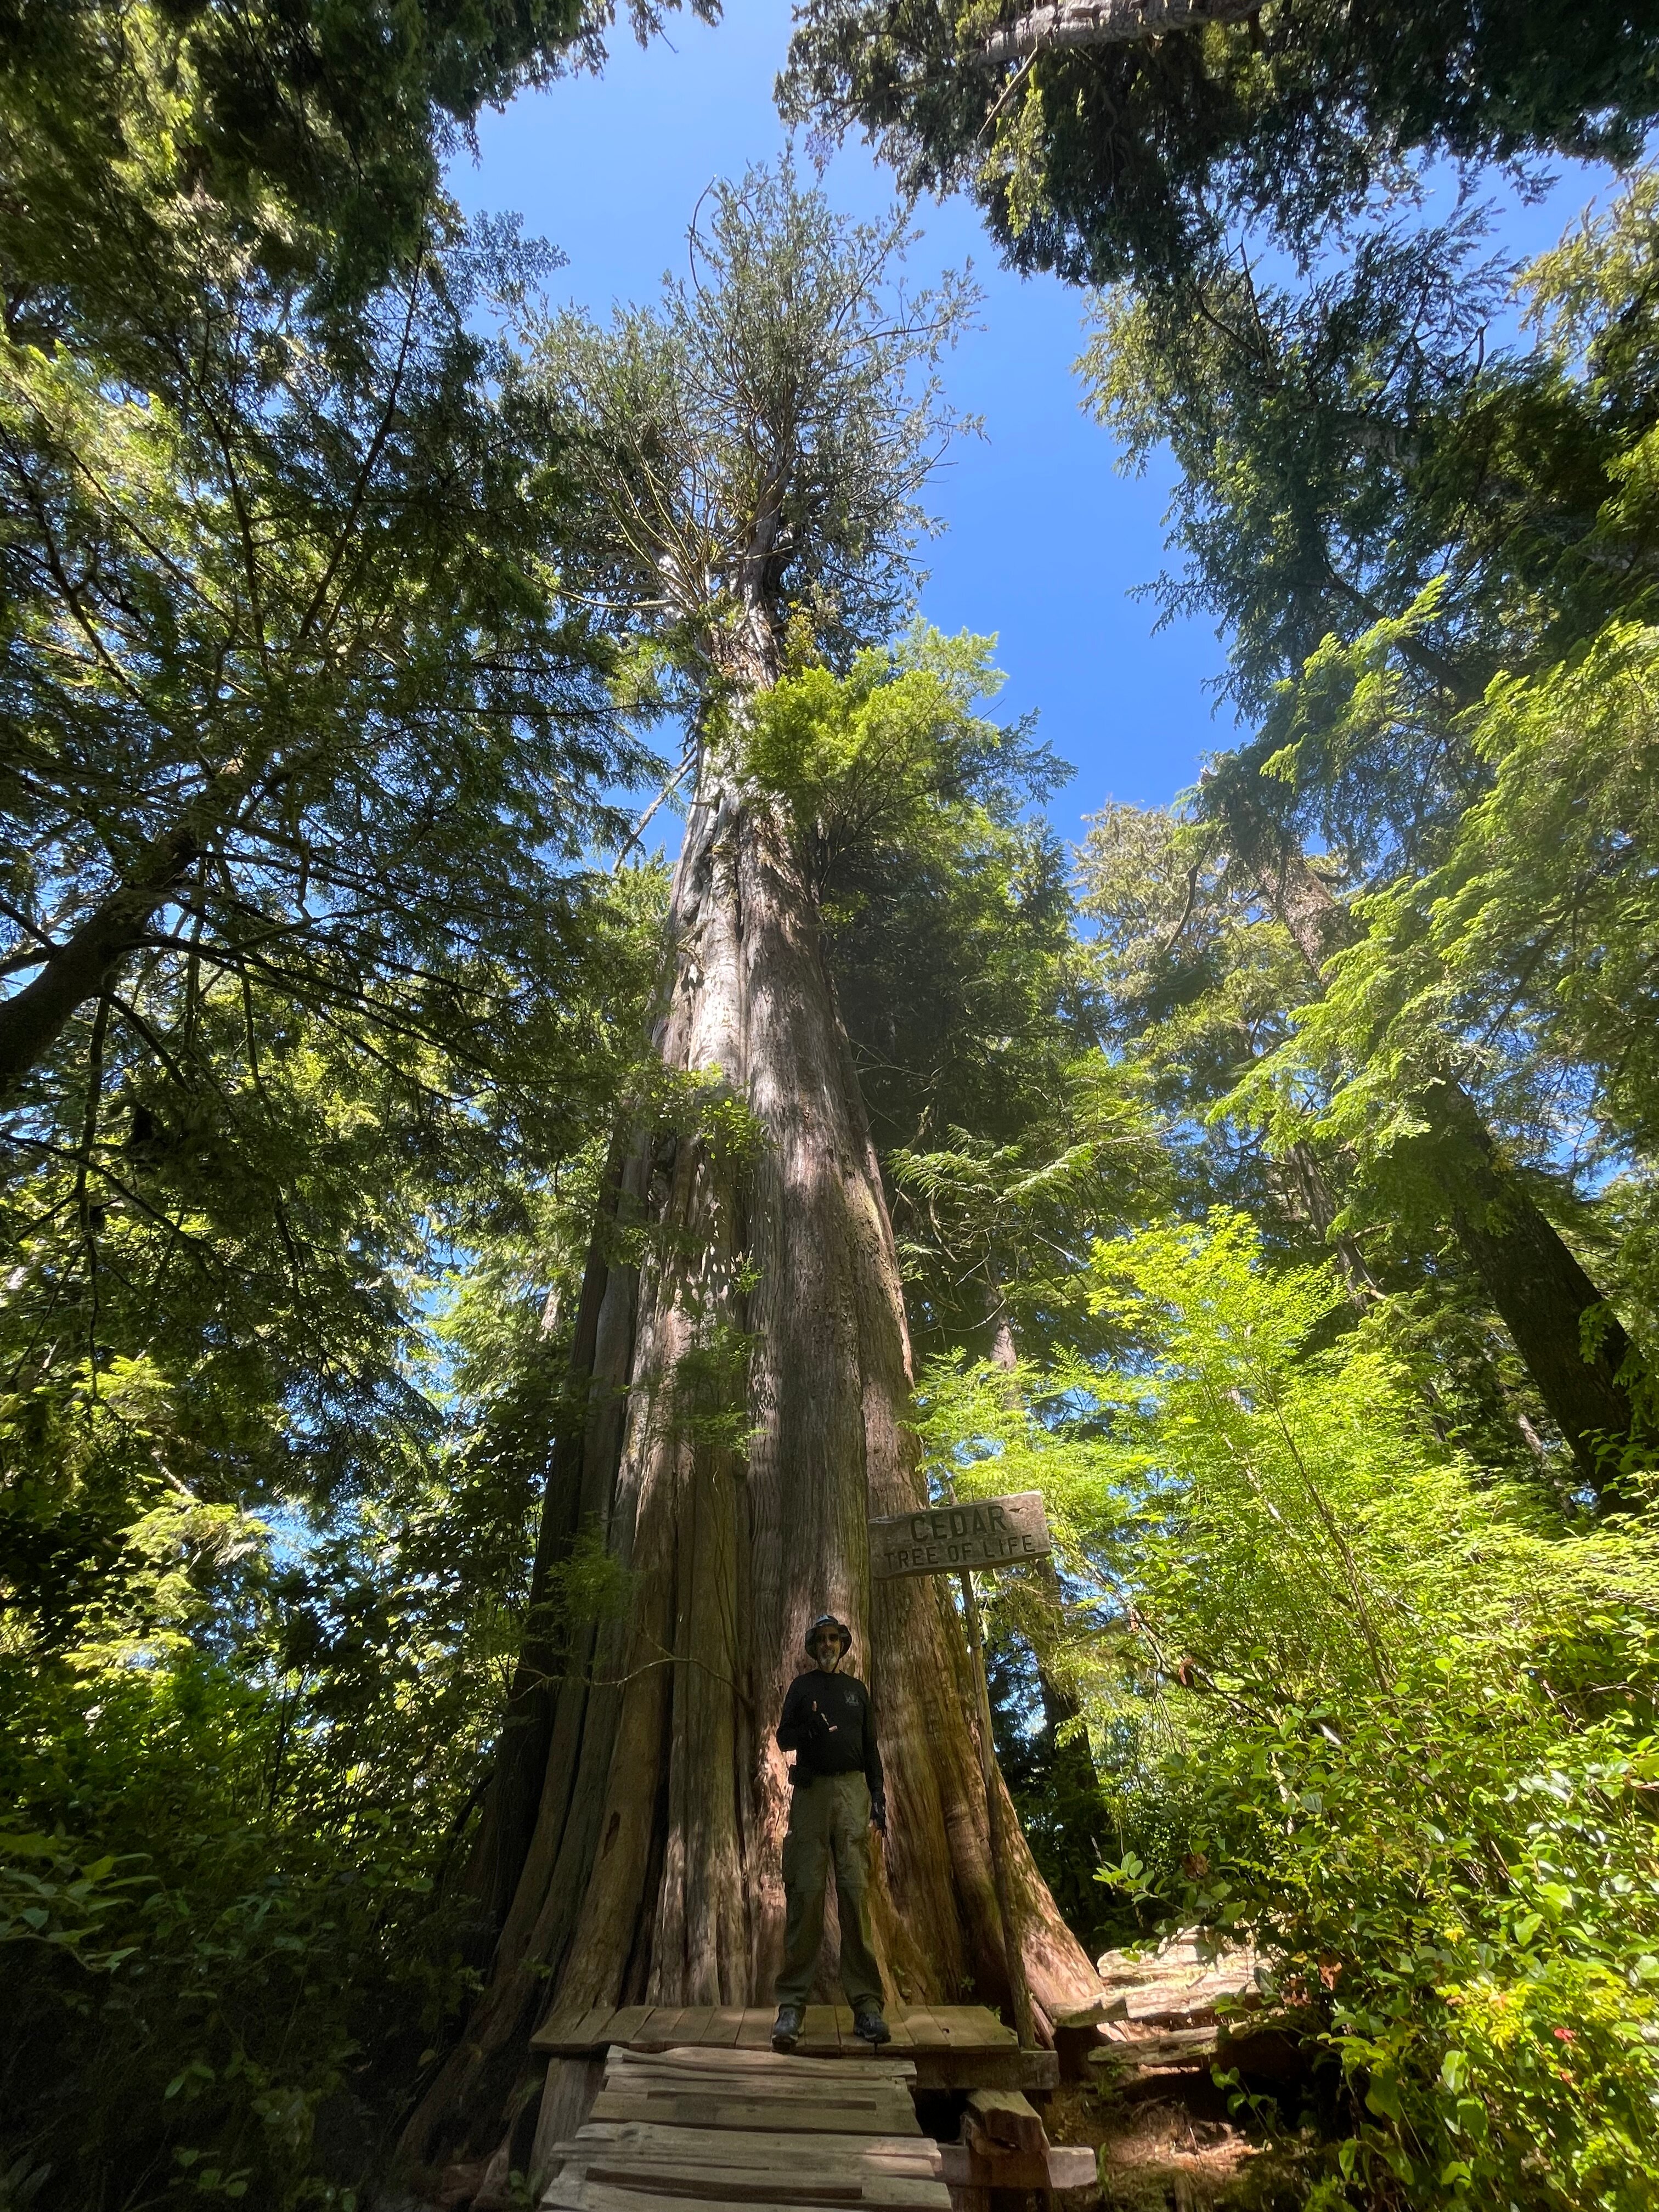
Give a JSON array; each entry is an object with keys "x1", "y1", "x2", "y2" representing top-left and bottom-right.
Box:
[{"x1": 867, "y1": 1491, "x2": 1053, "y2": 1581}]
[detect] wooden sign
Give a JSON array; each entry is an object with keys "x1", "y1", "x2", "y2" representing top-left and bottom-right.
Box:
[{"x1": 867, "y1": 1491, "x2": 1052, "y2": 1582}]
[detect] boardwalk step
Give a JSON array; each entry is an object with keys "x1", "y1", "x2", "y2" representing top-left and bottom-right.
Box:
[{"x1": 541, "y1": 2046, "x2": 950, "y2": 2211}]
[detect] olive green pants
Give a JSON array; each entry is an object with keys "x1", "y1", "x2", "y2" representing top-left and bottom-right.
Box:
[{"x1": 775, "y1": 1770, "x2": 884, "y2": 2013}]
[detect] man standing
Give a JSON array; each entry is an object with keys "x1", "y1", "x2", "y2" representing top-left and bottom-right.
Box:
[{"x1": 772, "y1": 1612, "x2": 890, "y2": 2051}]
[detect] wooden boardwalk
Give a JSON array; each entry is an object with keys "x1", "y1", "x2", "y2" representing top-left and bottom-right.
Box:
[
  {"x1": 541, "y1": 2044, "x2": 951, "y2": 2210},
  {"x1": 531, "y1": 2003, "x2": 1054, "y2": 2092}
]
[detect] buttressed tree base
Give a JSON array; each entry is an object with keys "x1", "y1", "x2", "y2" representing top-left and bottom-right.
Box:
[{"x1": 397, "y1": 169, "x2": 1097, "y2": 2187}]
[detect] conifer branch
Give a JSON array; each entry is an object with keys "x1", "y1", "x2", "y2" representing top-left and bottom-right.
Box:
[{"x1": 981, "y1": 0, "x2": 1255, "y2": 65}]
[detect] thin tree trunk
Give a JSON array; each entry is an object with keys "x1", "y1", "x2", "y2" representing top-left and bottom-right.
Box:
[
  {"x1": 981, "y1": 0, "x2": 1254, "y2": 64},
  {"x1": 1425, "y1": 1075, "x2": 1641, "y2": 1498},
  {"x1": 398, "y1": 754, "x2": 1098, "y2": 2187},
  {"x1": 1268, "y1": 1138, "x2": 1379, "y2": 1304},
  {"x1": 0, "y1": 757, "x2": 255, "y2": 1105},
  {"x1": 984, "y1": 1301, "x2": 1111, "y2": 1865},
  {"x1": 1212, "y1": 776, "x2": 1642, "y2": 1497}
]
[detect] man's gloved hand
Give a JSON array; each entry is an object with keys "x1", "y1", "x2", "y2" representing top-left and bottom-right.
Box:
[
  {"x1": 870, "y1": 1791, "x2": 888, "y2": 1836},
  {"x1": 805, "y1": 1705, "x2": 832, "y2": 1745}
]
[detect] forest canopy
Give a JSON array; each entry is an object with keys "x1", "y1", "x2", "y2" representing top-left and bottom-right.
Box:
[{"x1": 6, "y1": 5, "x2": 1659, "y2": 2211}]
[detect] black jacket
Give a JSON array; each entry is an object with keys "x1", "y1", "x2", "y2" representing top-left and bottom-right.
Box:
[{"x1": 776, "y1": 1668, "x2": 883, "y2": 1794}]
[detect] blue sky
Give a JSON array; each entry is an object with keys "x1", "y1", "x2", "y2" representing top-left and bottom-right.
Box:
[{"x1": 446, "y1": 1, "x2": 1617, "y2": 847}]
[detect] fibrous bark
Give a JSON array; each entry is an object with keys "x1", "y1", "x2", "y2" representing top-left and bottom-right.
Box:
[{"x1": 399, "y1": 753, "x2": 1098, "y2": 2186}]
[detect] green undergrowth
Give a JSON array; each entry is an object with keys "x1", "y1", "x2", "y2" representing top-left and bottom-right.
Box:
[
  {"x1": 0, "y1": 1648, "x2": 472, "y2": 2212},
  {"x1": 926, "y1": 1213, "x2": 1659, "y2": 2209}
]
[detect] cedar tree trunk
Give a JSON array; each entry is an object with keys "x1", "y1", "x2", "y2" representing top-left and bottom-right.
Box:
[{"x1": 399, "y1": 743, "x2": 1098, "y2": 2186}]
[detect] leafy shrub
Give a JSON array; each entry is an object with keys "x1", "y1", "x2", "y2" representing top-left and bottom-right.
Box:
[
  {"x1": 0, "y1": 1645, "x2": 477, "y2": 2212},
  {"x1": 939, "y1": 1213, "x2": 1659, "y2": 2207}
]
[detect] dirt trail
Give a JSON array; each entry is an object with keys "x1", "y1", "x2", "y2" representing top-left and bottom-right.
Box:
[{"x1": 1040, "y1": 1931, "x2": 1321, "y2": 2211}]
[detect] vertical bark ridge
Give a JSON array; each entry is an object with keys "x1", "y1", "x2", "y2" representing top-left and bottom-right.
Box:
[
  {"x1": 398, "y1": 763, "x2": 1098, "y2": 2184},
  {"x1": 456, "y1": 1155, "x2": 616, "y2": 1963}
]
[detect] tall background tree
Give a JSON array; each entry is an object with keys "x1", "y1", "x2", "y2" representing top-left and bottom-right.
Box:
[{"x1": 0, "y1": 9, "x2": 684, "y2": 2205}]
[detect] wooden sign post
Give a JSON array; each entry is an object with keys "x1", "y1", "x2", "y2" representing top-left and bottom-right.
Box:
[{"x1": 869, "y1": 1491, "x2": 1053, "y2": 2050}]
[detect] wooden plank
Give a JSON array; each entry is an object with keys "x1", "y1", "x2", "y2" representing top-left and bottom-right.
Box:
[
  {"x1": 534, "y1": 2058, "x2": 607, "y2": 2162},
  {"x1": 532, "y1": 2016, "x2": 582, "y2": 2056},
  {"x1": 892, "y1": 2006, "x2": 947, "y2": 2050},
  {"x1": 586, "y1": 2094, "x2": 917, "y2": 2135},
  {"x1": 590, "y1": 2081, "x2": 918, "y2": 2119},
  {"x1": 610, "y1": 2046, "x2": 915, "y2": 2082},
  {"x1": 664, "y1": 2006, "x2": 721, "y2": 2047},
  {"x1": 590, "y1": 2081, "x2": 917, "y2": 2125},
  {"x1": 882, "y1": 2012, "x2": 915, "y2": 2051},
  {"x1": 576, "y1": 2166, "x2": 865, "y2": 2205},
  {"x1": 964, "y1": 2086, "x2": 1046, "y2": 2155},
  {"x1": 630, "y1": 2007, "x2": 690, "y2": 2051},
  {"x1": 798, "y1": 2004, "x2": 842, "y2": 2056},
  {"x1": 593, "y1": 2063, "x2": 916, "y2": 2104},
  {"x1": 551, "y1": 2125, "x2": 941, "y2": 2174},
  {"x1": 546, "y1": 2169, "x2": 947, "y2": 2212},
  {"x1": 570, "y1": 2170, "x2": 947, "y2": 2210},
  {"x1": 735, "y1": 2009, "x2": 775, "y2": 2051},
  {"x1": 555, "y1": 2149, "x2": 940, "y2": 2189},
  {"x1": 535, "y1": 2008, "x2": 628, "y2": 2052},
  {"x1": 1045, "y1": 2145, "x2": 1098, "y2": 2189},
  {"x1": 546, "y1": 2182, "x2": 948, "y2": 2212},
  {"x1": 599, "y1": 2078, "x2": 915, "y2": 2113},
  {"x1": 904, "y1": 2045, "x2": 1056, "y2": 2095},
  {"x1": 962, "y1": 2120, "x2": 1051, "y2": 2191},
  {"x1": 604, "y1": 2006, "x2": 656, "y2": 2049},
  {"x1": 605, "y1": 2053, "x2": 915, "y2": 2092},
  {"x1": 595, "y1": 2085, "x2": 915, "y2": 2124},
  {"x1": 708, "y1": 2007, "x2": 747, "y2": 2047},
  {"x1": 546, "y1": 2040, "x2": 946, "y2": 2212},
  {"x1": 930, "y1": 2005, "x2": 1017, "y2": 2049},
  {"x1": 938, "y1": 2141, "x2": 1097, "y2": 2191},
  {"x1": 867, "y1": 1492, "x2": 1052, "y2": 1581}
]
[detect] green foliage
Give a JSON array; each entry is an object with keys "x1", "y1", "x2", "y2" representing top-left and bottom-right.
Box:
[
  {"x1": 1243, "y1": 616, "x2": 1659, "y2": 1374},
  {"x1": 0, "y1": 865, "x2": 662, "y2": 1642},
  {"x1": 1082, "y1": 235, "x2": 1629, "y2": 901},
  {"x1": 0, "y1": 853, "x2": 665, "y2": 2205},
  {"x1": 1065, "y1": 173, "x2": 1659, "y2": 981},
  {"x1": 744, "y1": 625, "x2": 1062, "y2": 876},
  {"x1": 0, "y1": 203, "x2": 644, "y2": 1101},
  {"x1": 783, "y1": 0, "x2": 1659, "y2": 289},
  {"x1": 0, "y1": 0, "x2": 710, "y2": 373},
  {"x1": 929, "y1": 1213, "x2": 1659, "y2": 2205},
  {"x1": 0, "y1": 1548, "x2": 491, "y2": 2209},
  {"x1": 531, "y1": 163, "x2": 978, "y2": 682}
]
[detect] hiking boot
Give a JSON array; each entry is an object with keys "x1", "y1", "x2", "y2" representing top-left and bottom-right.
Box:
[
  {"x1": 853, "y1": 2008, "x2": 890, "y2": 2045},
  {"x1": 771, "y1": 2004, "x2": 803, "y2": 2052}
]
